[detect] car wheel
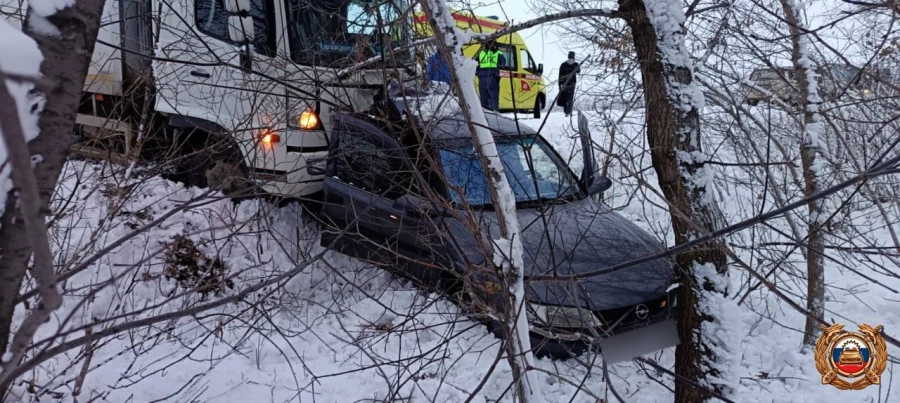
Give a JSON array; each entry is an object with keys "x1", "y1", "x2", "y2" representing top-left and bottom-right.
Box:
[{"x1": 533, "y1": 96, "x2": 542, "y2": 119}]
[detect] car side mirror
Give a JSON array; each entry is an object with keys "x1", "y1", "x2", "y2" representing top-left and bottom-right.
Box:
[
  {"x1": 587, "y1": 176, "x2": 612, "y2": 195},
  {"x1": 537, "y1": 63, "x2": 544, "y2": 75},
  {"x1": 227, "y1": 16, "x2": 254, "y2": 44}
]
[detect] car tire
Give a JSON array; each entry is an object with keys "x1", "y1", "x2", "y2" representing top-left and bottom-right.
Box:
[{"x1": 533, "y1": 95, "x2": 543, "y2": 119}]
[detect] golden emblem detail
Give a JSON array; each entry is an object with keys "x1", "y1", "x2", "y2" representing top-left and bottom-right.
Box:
[{"x1": 814, "y1": 323, "x2": 888, "y2": 390}]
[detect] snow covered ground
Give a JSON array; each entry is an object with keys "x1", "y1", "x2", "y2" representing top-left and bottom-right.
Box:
[{"x1": 11, "y1": 110, "x2": 900, "y2": 402}]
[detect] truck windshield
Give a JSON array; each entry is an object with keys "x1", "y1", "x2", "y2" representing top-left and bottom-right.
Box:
[
  {"x1": 284, "y1": 0, "x2": 408, "y2": 67},
  {"x1": 437, "y1": 136, "x2": 580, "y2": 207}
]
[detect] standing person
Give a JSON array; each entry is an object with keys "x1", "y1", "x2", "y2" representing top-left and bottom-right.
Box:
[
  {"x1": 476, "y1": 41, "x2": 506, "y2": 111},
  {"x1": 426, "y1": 51, "x2": 451, "y2": 87},
  {"x1": 558, "y1": 51, "x2": 581, "y2": 117}
]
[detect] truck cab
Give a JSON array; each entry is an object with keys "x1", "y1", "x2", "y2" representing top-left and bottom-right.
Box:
[{"x1": 2, "y1": 0, "x2": 413, "y2": 198}]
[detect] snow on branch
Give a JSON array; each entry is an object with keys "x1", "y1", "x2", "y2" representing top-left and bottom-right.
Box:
[
  {"x1": 471, "y1": 8, "x2": 621, "y2": 42},
  {"x1": 420, "y1": 0, "x2": 540, "y2": 399},
  {"x1": 785, "y1": 0, "x2": 824, "y2": 150},
  {"x1": 643, "y1": 0, "x2": 706, "y2": 113}
]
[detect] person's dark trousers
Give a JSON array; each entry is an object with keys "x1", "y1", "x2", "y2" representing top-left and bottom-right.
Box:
[
  {"x1": 559, "y1": 87, "x2": 575, "y2": 115},
  {"x1": 487, "y1": 75, "x2": 500, "y2": 111},
  {"x1": 478, "y1": 69, "x2": 500, "y2": 111}
]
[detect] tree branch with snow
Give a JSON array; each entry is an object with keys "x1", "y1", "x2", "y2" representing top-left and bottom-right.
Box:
[{"x1": 418, "y1": 0, "x2": 541, "y2": 400}]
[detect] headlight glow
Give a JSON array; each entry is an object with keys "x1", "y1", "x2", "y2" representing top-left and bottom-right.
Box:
[{"x1": 296, "y1": 108, "x2": 320, "y2": 130}]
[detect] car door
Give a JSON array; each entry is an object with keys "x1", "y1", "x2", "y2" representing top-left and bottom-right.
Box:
[{"x1": 320, "y1": 115, "x2": 430, "y2": 267}]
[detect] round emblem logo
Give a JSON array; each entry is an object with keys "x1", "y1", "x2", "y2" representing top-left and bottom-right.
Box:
[
  {"x1": 635, "y1": 304, "x2": 649, "y2": 320},
  {"x1": 815, "y1": 323, "x2": 887, "y2": 390}
]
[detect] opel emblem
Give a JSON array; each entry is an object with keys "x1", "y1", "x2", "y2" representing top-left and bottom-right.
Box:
[{"x1": 635, "y1": 304, "x2": 649, "y2": 319}]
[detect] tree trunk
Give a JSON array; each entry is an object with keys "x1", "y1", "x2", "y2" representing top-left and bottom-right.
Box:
[
  {"x1": 419, "y1": 1, "x2": 539, "y2": 400},
  {"x1": 0, "y1": 0, "x2": 105, "y2": 394},
  {"x1": 779, "y1": 0, "x2": 826, "y2": 347},
  {"x1": 620, "y1": 0, "x2": 733, "y2": 401}
]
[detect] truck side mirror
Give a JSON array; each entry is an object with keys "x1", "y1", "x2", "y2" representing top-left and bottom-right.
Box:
[
  {"x1": 227, "y1": 16, "x2": 254, "y2": 44},
  {"x1": 537, "y1": 63, "x2": 544, "y2": 75},
  {"x1": 224, "y1": 0, "x2": 254, "y2": 45},
  {"x1": 225, "y1": 0, "x2": 252, "y2": 12}
]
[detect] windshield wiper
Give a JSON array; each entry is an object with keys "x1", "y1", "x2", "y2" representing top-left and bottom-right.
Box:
[{"x1": 518, "y1": 196, "x2": 568, "y2": 208}]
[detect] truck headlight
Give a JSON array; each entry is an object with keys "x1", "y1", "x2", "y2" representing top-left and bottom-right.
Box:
[
  {"x1": 293, "y1": 107, "x2": 321, "y2": 131},
  {"x1": 527, "y1": 303, "x2": 601, "y2": 329}
]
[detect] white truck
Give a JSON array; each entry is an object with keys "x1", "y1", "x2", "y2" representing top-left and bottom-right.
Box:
[{"x1": 1, "y1": 0, "x2": 411, "y2": 197}]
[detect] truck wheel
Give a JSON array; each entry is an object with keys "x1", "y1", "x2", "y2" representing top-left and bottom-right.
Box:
[
  {"x1": 533, "y1": 96, "x2": 543, "y2": 119},
  {"x1": 185, "y1": 147, "x2": 251, "y2": 197}
]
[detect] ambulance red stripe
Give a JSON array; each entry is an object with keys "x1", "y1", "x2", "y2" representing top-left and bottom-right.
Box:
[{"x1": 414, "y1": 14, "x2": 507, "y2": 30}]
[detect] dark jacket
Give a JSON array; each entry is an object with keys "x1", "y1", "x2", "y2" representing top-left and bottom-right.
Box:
[
  {"x1": 426, "y1": 52, "x2": 451, "y2": 83},
  {"x1": 559, "y1": 60, "x2": 581, "y2": 89}
]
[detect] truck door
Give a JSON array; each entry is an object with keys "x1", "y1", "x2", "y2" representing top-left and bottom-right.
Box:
[{"x1": 154, "y1": 0, "x2": 282, "y2": 137}]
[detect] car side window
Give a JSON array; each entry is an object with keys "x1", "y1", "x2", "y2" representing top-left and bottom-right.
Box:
[
  {"x1": 499, "y1": 44, "x2": 517, "y2": 71},
  {"x1": 195, "y1": 0, "x2": 276, "y2": 57},
  {"x1": 520, "y1": 49, "x2": 537, "y2": 72},
  {"x1": 334, "y1": 130, "x2": 415, "y2": 199}
]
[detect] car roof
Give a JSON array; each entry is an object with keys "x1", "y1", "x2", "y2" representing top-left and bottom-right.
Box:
[{"x1": 426, "y1": 111, "x2": 538, "y2": 141}]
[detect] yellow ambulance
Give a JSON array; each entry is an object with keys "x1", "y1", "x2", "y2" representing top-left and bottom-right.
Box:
[{"x1": 414, "y1": 12, "x2": 548, "y2": 117}]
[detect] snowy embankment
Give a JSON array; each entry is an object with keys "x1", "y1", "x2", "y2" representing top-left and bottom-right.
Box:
[
  {"x1": 20, "y1": 159, "x2": 618, "y2": 402},
  {"x1": 518, "y1": 109, "x2": 900, "y2": 402},
  {"x1": 17, "y1": 110, "x2": 900, "y2": 402}
]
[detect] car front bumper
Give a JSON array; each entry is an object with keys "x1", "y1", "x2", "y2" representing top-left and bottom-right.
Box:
[{"x1": 527, "y1": 287, "x2": 678, "y2": 344}]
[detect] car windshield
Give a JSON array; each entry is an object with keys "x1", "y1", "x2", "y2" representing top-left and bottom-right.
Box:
[
  {"x1": 284, "y1": 0, "x2": 409, "y2": 67},
  {"x1": 437, "y1": 136, "x2": 581, "y2": 207}
]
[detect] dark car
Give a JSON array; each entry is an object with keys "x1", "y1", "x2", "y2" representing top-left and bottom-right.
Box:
[{"x1": 315, "y1": 97, "x2": 678, "y2": 359}]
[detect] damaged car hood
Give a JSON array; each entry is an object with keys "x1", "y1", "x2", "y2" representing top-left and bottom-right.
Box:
[{"x1": 475, "y1": 198, "x2": 674, "y2": 311}]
